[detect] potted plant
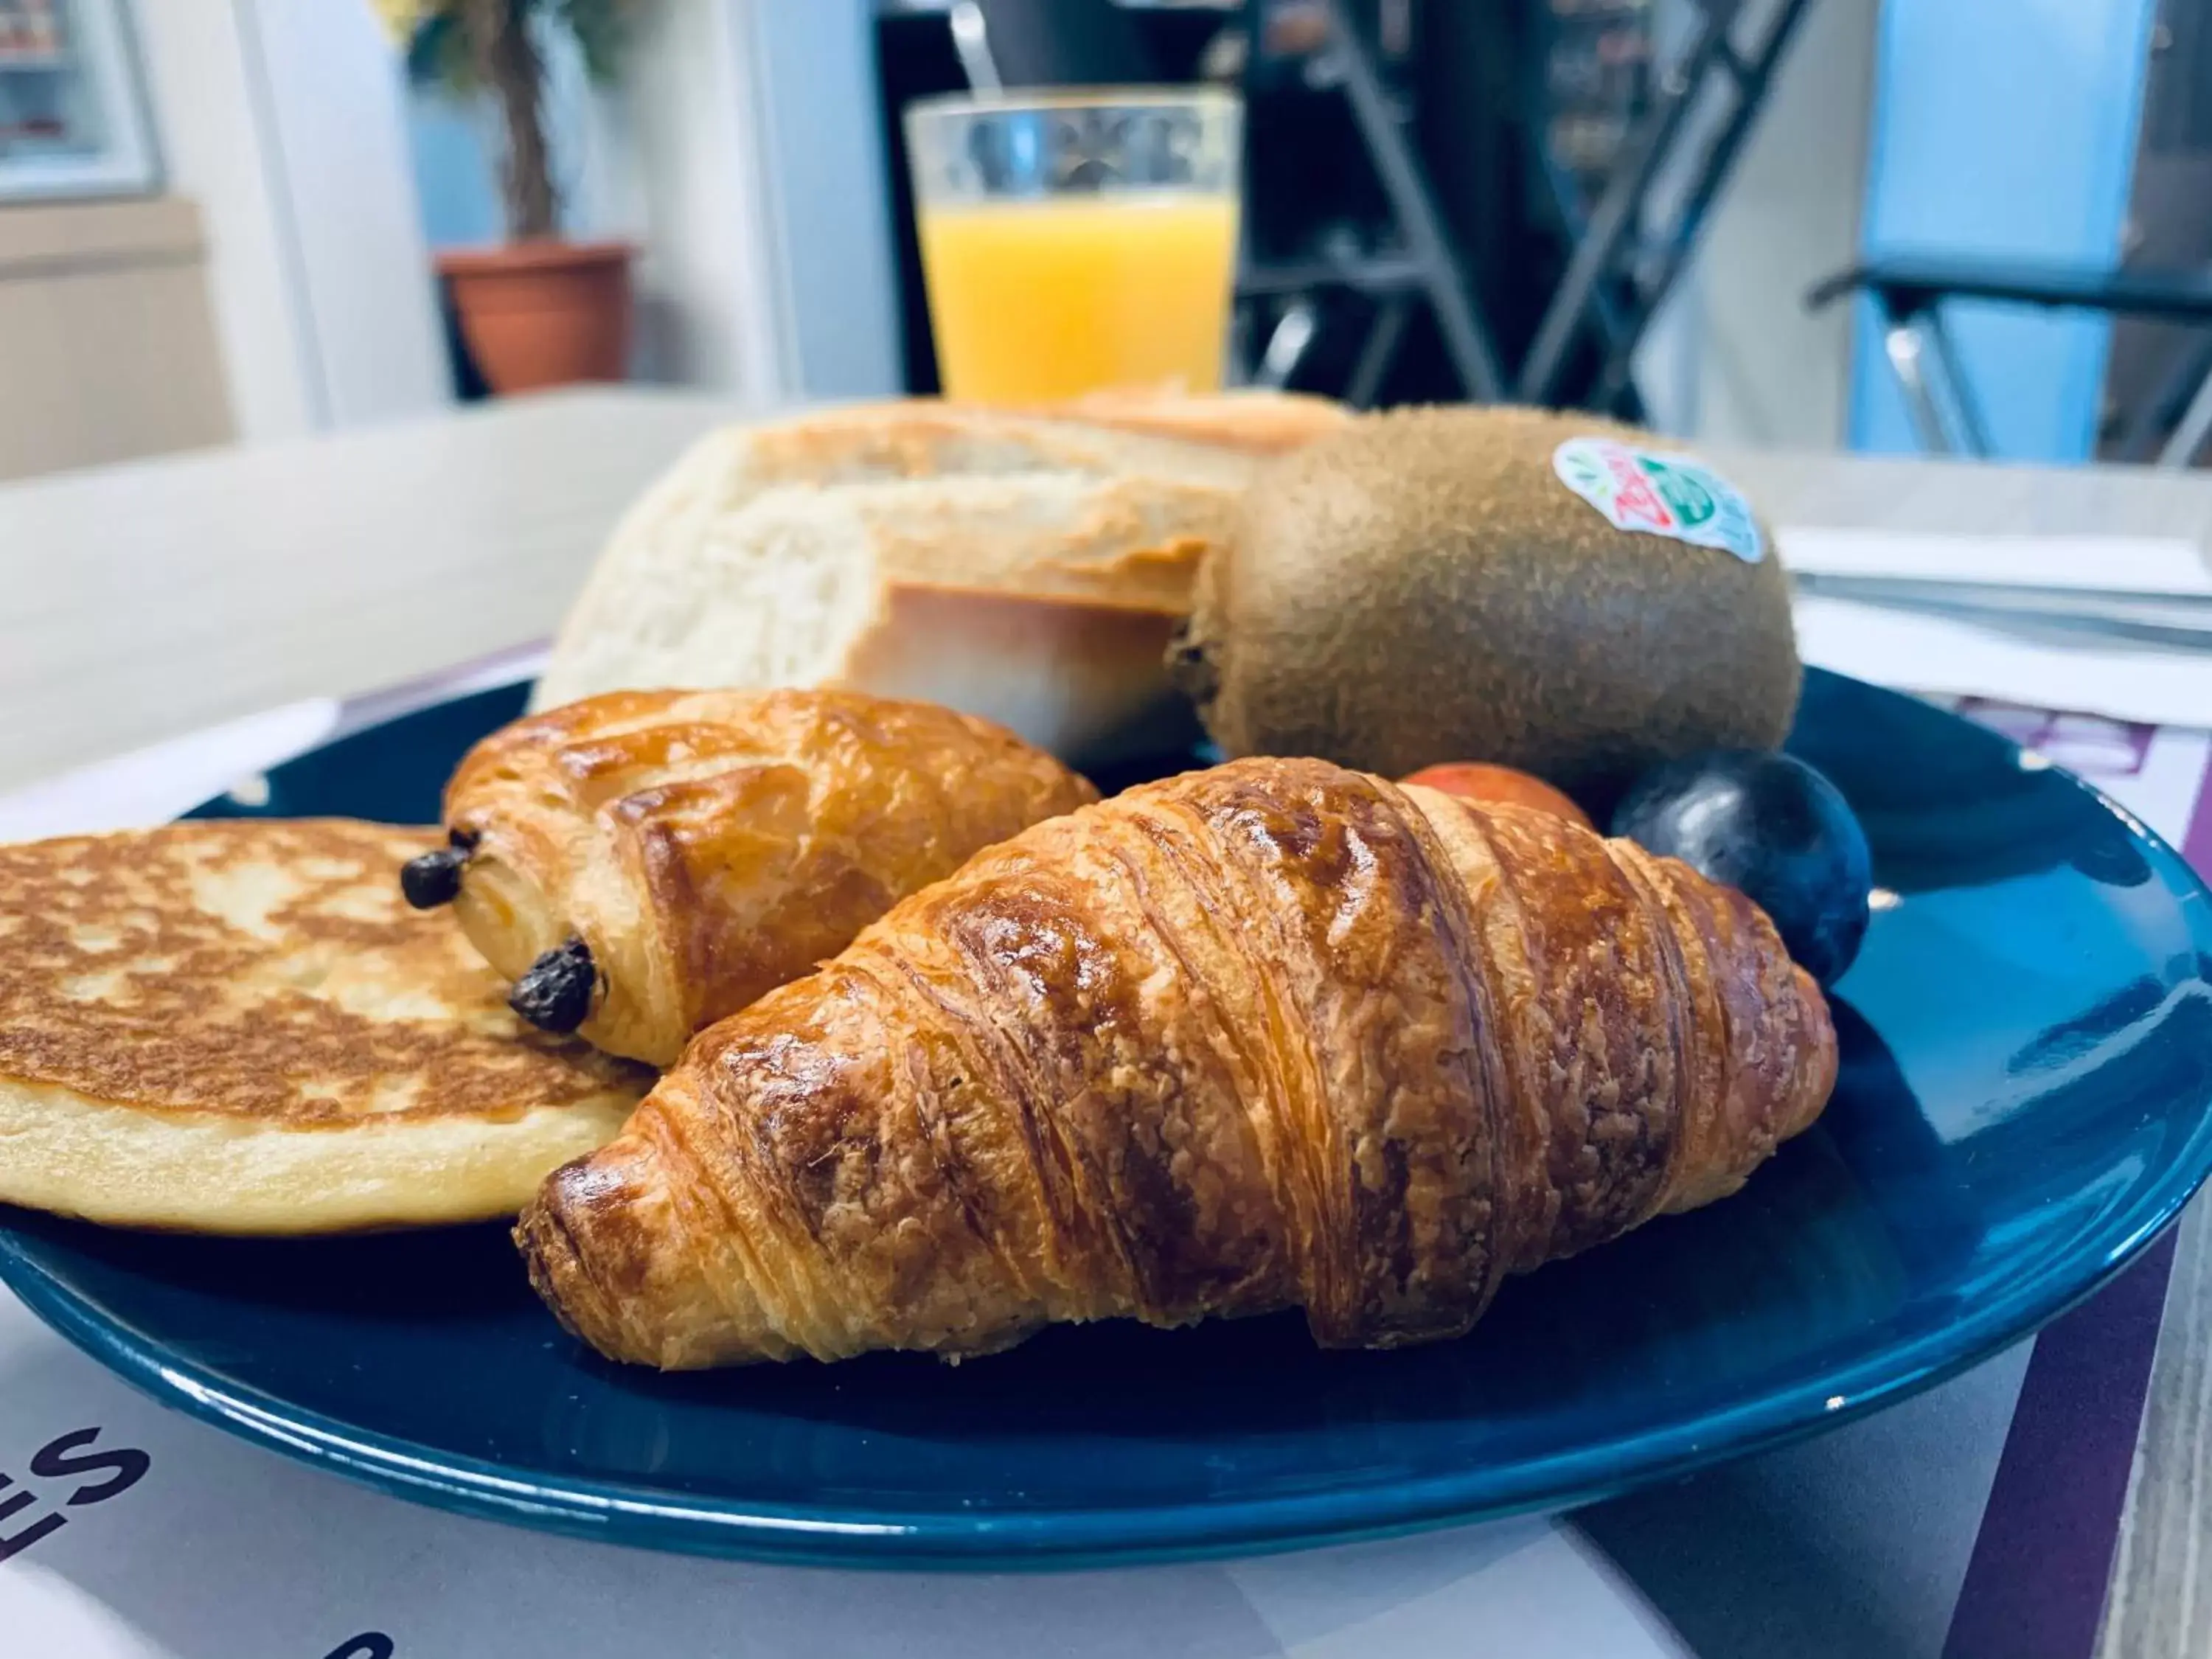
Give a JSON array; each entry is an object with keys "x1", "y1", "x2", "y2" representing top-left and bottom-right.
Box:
[{"x1": 380, "y1": 0, "x2": 640, "y2": 394}]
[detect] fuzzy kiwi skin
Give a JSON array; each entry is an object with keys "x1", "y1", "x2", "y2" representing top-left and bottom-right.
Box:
[{"x1": 1170, "y1": 406, "x2": 1801, "y2": 815}]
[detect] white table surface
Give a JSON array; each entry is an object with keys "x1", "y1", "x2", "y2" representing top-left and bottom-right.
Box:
[{"x1": 0, "y1": 390, "x2": 740, "y2": 796}]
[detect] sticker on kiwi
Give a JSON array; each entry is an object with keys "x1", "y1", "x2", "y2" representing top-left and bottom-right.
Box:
[{"x1": 1551, "y1": 438, "x2": 1764, "y2": 563}]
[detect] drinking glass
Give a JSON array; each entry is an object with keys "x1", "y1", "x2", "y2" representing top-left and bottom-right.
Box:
[{"x1": 904, "y1": 88, "x2": 1243, "y2": 403}]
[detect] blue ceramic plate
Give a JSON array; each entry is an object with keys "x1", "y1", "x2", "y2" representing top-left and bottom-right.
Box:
[{"x1": 3, "y1": 669, "x2": 2211, "y2": 1567}]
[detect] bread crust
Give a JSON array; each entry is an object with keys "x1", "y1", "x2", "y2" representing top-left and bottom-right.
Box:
[
  {"x1": 518, "y1": 759, "x2": 1836, "y2": 1368},
  {"x1": 445, "y1": 688, "x2": 1098, "y2": 1065},
  {"x1": 1015, "y1": 389, "x2": 1354, "y2": 453}
]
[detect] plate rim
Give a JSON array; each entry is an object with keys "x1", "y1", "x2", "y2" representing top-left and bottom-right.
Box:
[
  {"x1": 0, "y1": 1185, "x2": 2188, "y2": 1567},
  {"x1": 4, "y1": 668, "x2": 2211, "y2": 1566}
]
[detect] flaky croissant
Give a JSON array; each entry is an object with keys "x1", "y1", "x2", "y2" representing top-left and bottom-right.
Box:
[
  {"x1": 403, "y1": 689, "x2": 1096, "y2": 1065},
  {"x1": 516, "y1": 757, "x2": 1836, "y2": 1368}
]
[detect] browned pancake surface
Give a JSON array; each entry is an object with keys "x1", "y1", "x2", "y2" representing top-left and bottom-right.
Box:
[{"x1": 0, "y1": 819, "x2": 646, "y2": 1124}]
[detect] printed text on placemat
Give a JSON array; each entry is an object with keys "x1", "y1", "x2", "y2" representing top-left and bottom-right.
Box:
[{"x1": 0, "y1": 1426, "x2": 150, "y2": 1562}]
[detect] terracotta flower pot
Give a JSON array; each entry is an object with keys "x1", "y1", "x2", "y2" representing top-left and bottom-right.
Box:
[{"x1": 437, "y1": 240, "x2": 633, "y2": 395}]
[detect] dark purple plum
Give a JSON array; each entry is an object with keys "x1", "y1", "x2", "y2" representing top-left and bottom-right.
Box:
[{"x1": 1611, "y1": 749, "x2": 1873, "y2": 986}]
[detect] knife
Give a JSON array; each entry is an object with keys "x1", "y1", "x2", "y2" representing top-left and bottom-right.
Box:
[{"x1": 1790, "y1": 572, "x2": 2212, "y2": 653}]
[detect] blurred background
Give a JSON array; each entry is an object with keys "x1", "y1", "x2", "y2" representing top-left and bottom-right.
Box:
[{"x1": 0, "y1": 0, "x2": 2203, "y2": 481}]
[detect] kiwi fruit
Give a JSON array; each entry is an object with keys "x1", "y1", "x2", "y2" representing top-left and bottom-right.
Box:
[{"x1": 1170, "y1": 406, "x2": 1801, "y2": 813}]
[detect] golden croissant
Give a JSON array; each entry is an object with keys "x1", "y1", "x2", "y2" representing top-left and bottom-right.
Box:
[
  {"x1": 403, "y1": 688, "x2": 1096, "y2": 1065},
  {"x1": 516, "y1": 757, "x2": 1837, "y2": 1368}
]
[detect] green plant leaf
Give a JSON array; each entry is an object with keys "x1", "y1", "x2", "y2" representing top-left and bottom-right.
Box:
[
  {"x1": 553, "y1": 0, "x2": 634, "y2": 84},
  {"x1": 404, "y1": 7, "x2": 479, "y2": 93},
  {"x1": 402, "y1": 1, "x2": 641, "y2": 100}
]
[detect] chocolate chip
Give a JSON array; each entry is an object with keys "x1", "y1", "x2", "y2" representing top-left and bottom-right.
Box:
[
  {"x1": 509, "y1": 937, "x2": 597, "y2": 1034},
  {"x1": 399, "y1": 846, "x2": 469, "y2": 909}
]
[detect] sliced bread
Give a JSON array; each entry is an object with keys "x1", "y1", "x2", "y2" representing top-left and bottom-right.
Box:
[{"x1": 533, "y1": 396, "x2": 1345, "y2": 762}]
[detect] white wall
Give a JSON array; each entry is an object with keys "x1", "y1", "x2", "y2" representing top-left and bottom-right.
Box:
[
  {"x1": 746, "y1": 0, "x2": 903, "y2": 400},
  {"x1": 1630, "y1": 0, "x2": 1880, "y2": 450},
  {"x1": 1695, "y1": 0, "x2": 1879, "y2": 450},
  {"x1": 585, "y1": 0, "x2": 902, "y2": 403},
  {"x1": 621, "y1": 0, "x2": 786, "y2": 399},
  {"x1": 133, "y1": 0, "x2": 448, "y2": 442}
]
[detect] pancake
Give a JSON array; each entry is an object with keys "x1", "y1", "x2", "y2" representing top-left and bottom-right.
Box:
[{"x1": 0, "y1": 819, "x2": 650, "y2": 1234}]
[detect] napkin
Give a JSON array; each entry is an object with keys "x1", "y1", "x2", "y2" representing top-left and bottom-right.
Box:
[{"x1": 1782, "y1": 529, "x2": 2212, "y2": 729}]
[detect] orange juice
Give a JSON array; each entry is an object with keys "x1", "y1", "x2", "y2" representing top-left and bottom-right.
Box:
[{"x1": 917, "y1": 193, "x2": 1239, "y2": 403}]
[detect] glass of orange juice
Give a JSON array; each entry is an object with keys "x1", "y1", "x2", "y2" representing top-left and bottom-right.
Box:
[{"x1": 904, "y1": 88, "x2": 1242, "y2": 403}]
